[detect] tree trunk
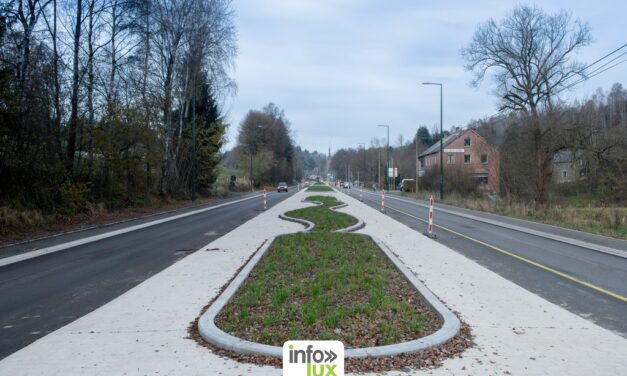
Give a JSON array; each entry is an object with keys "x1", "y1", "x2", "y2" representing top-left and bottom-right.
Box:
[
  {"x1": 52, "y1": 0, "x2": 62, "y2": 158},
  {"x1": 67, "y1": 0, "x2": 83, "y2": 174}
]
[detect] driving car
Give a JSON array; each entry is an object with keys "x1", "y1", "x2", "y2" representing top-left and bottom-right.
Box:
[
  {"x1": 342, "y1": 181, "x2": 350, "y2": 189},
  {"x1": 277, "y1": 182, "x2": 288, "y2": 192}
]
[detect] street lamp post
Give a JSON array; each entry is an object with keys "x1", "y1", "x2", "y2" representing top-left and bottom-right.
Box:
[
  {"x1": 415, "y1": 127, "x2": 418, "y2": 198},
  {"x1": 422, "y1": 82, "x2": 444, "y2": 200},
  {"x1": 377, "y1": 125, "x2": 390, "y2": 191}
]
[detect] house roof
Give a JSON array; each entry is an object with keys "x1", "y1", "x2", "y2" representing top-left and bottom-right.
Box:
[
  {"x1": 418, "y1": 131, "x2": 462, "y2": 158},
  {"x1": 553, "y1": 149, "x2": 584, "y2": 163}
]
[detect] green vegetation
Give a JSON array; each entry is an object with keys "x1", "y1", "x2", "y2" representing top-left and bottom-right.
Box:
[
  {"x1": 285, "y1": 196, "x2": 356, "y2": 232},
  {"x1": 215, "y1": 195, "x2": 439, "y2": 347},
  {"x1": 307, "y1": 184, "x2": 333, "y2": 192}
]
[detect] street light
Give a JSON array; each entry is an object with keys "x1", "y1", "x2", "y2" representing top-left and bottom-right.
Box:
[
  {"x1": 377, "y1": 125, "x2": 390, "y2": 191},
  {"x1": 422, "y1": 82, "x2": 444, "y2": 200},
  {"x1": 249, "y1": 125, "x2": 264, "y2": 192}
]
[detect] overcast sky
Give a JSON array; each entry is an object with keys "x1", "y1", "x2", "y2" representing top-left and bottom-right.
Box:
[{"x1": 223, "y1": 0, "x2": 626, "y2": 154}]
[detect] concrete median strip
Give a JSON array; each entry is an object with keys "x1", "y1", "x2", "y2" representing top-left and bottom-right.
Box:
[{"x1": 197, "y1": 200, "x2": 460, "y2": 358}]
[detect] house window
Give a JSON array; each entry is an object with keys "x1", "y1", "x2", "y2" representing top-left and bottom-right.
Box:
[
  {"x1": 464, "y1": 137, "x2": 471, "y2": 146},
  {"x1": 447, "y1": 154, "x2": 455, "y2": 164},
  {"x1": 420, "y1": 159, "x2": 424, "y2": 168},
  {"x1": 481, "y1": 154, "x2": 488, "y2": 164},
  {"x1": 464, "y1": 155, "x2": 471, "y2": 164},
  {"x1": 477, "y1": 176, "x2": 488, "y2": 185}
]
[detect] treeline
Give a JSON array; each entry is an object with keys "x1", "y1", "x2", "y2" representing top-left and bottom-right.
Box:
[
  {"x1": 228, "y1": 103, "x2": 297, "y2": 188},
  {"x1": 329, "y1": 82, "x2": 627, "y2": 204},
  {"x1": 330, "y1": 127, "x2": 434, "y2": 187},
  {"x1": 476, "y1": 83, "x2": 627, "y2": 203},
  {"x1": 0, "y1": 0, "x2": 237, "y2": 216}
]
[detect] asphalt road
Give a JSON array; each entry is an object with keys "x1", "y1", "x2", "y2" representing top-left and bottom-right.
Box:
[
  {"x1": 340, "y1": 188, "x2": 627, "y2": 337},
  {"x1": 0, "y1": 189, "x2": 296, "y2": 359}
]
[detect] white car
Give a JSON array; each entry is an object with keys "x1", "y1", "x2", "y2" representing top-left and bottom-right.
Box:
[{"x1": 343, "y1": 182, "x2": 350, "y2": 188}]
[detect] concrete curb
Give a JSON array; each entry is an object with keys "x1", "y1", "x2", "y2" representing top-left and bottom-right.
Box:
[
  {"x1": 330, "y1": 203, "x2": 365, "y2": 233},
  {"x1": 277, "y1": 213, "x2": 315, "y2": 232},
  {"x1": 197, "y1": 204, "x2": 460, "y2": 358}
]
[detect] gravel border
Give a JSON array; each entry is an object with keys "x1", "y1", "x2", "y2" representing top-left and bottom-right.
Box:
[{"x1": 197, "y1": 203, "x2": 460, "y2": 358}]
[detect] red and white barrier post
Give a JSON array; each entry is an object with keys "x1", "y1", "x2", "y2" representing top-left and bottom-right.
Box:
[
  {"x1": 381, "y1": 190, "x2": 385, "y2": 212},
  {"x1": 263, "y1": 189, "x2": 267, "y2": 210},
  {"x1": 425, "y1": 195, "x2": 436, "y2": 238}
]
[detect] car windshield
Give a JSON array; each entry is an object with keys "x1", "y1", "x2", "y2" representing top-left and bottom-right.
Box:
[{"x1": 279, "y1": 182, "x2": 287, "y2": 186}]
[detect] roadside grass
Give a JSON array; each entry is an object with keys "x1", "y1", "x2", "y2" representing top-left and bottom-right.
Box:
[
  {"x1": 307, "y1": 184, "x2": 333, "y2": 192},
  {"x1": 214, "y1": 232, "x2": 439, "y2": 347},
  {"x1": 285, "y1": 195, "x2": 356, "y2": 232},
  {"x1": 392, "y1": 191, "x2": 627, "y2": 239},
  {"x1": 214, "y1": 193, "x2": 440, "y2": 348}
]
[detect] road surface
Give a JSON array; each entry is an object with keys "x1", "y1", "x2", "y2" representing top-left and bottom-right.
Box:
[
  {"x1": 340, "y1": 188, "x2": 627, "y2": 337},
  {"x1": 0, "y1": 189, "x2": 296, "y2": 359}
]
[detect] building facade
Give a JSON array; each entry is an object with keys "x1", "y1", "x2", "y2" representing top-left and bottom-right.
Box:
[{"x1": 418, "y1": 129, "x2": 499, "y2": 193}]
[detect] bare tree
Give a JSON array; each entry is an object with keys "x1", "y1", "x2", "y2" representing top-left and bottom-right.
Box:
[{"x1": 462, "y1": 5, "x2": 591, "y2": 204}]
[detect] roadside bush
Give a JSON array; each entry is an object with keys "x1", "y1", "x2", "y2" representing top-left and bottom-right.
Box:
[
  {"x1": 418, "y1": 165, "x2": 478, "y2": 196},
  {"x1": 0, "y1": 206, "x2": 45, "y2": 227},
  {"x1": 58, "y1": 181, "x2": 92, "y2": 214}
]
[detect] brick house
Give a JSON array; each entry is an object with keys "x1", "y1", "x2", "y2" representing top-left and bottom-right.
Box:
[{"x1": 418, "y1": 128, "x2": 499, "y2": 193}]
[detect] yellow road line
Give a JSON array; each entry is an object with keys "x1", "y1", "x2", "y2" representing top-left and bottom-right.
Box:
[{"x1": 376, "y1": 201, "x2": 627, "y2": 303}]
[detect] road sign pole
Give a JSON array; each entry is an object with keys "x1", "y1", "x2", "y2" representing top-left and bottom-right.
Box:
[
  {"x1": 424, "y1": 195, "x2": 436, "y2": 238},
  {"x1": 263, "y1": 189, "x2": 267, "y2": 210},
  {"x1": 381, "y1": 190, "x2": 385, "y2": 212}
]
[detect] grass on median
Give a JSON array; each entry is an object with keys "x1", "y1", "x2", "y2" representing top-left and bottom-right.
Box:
[
  {"x1": 214, "y1": 194, "x2": 440, "y2": 348},
  {"x1": 284, "y1": 195, "x2": 357, "y2": 232},
  {"x1": 214, "y1": 232, "x2": 440, "y2": 347},
  {"x1": 307, "y1": 184, "x2": 333, "y2": 192}
]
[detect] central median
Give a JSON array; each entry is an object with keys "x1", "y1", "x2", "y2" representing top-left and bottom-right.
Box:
[{"x1": 192, "y1": 192, "x2": 466, "y2": 372}]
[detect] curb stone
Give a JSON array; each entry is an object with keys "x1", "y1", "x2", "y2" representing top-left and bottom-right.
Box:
[{"x1": 197, "y1": 199, "x2": 460, "y2": 358}]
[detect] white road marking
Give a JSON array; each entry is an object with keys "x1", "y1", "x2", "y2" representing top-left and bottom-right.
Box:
[{"x1": 0, "y1": 193, "x2": 266, "y2": 268}]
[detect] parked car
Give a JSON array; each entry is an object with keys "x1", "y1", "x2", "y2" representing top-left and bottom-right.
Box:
[
  {"x1": 277, "y1": 182, "x2": 288, "y2": 192},
  {"x1": 398, "y1": 178, "x2": 415, "y2": 192}
]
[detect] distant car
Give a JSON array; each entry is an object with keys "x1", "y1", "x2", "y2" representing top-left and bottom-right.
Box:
[
  {"x1": 277, "y1": 182, "x2": 288, "y2": 192},
  {"x1": 343, "y1": 181, "x2": 350, "y2": 189}
]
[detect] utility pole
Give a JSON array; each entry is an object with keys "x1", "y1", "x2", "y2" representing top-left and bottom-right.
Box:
[
  {"x1": 377, "y1": 125, "x2": 390, "y2": 191},
  {"x1": 378, "y1": 149, "x2": 381, "y2": 190},
  {"x1": 415, "y1": 128, "x2": 418, "y2": 198},
  {"x1": 422, "y1": 83, "x2": 444, "y2": 200},
  {"x1": 358, "y1": 142, "x2": 365, "y2": 187}
]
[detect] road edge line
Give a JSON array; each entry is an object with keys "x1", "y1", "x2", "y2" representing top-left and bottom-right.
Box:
[{"x1": 0, "y1": 193, "x2": 266, "y2": 268}]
